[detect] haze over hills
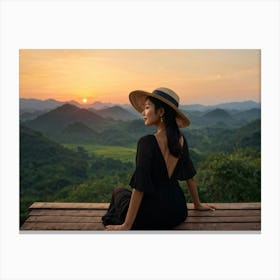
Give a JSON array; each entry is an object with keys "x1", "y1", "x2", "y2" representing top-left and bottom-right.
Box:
[
  {"x1": 20, "y1": 98, "x2": 123, "y2": 114},
  {"x1": 20, "y1": 95, "x2": 261, "y2": 148},
  {"x1": 20, "y1": 98, "x2": 64, "y2": 112},
  {"x1": 181, "y1": 100, "x2": 260, "y2": 112},
  {"x1": 24, "y1": 103, "x2": 111, "y2": 136},
  {"x1": 203, "y1": 108, "x2": 233, "y2": 120},
  {"x1": 20, "y1": 98, "x2": 260, "y2": 114},
  {"x1": 21, "y1": 101, "x2": 261, "y2": 149},
  {"x1": 181, "y1": 107, "x2": 260, "y2": 128},
  {"x1": 201, "y1": 108, "x2": 239, "y2": 127},
  {"x1": 230, "y1": 108, "x2": 261, "y2": 122},
  {"x1": 90, "y1": 101, "x2": 117, "y2": 110},
  {"x1": 91, "y1": 106, "x2": 137, "y2": 121},
  {"x1": 22, "y1": 101, "x2": 261, "y2": 143}
]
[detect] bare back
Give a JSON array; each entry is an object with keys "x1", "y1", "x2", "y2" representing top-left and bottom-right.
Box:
[{"x1": 154, "y1": 134, "x2": 184, "y2": 179}]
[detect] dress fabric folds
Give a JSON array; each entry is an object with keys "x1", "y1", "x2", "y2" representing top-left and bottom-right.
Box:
[{"x1": 102, "y1": 134, "x2": 196, "y2": 230}]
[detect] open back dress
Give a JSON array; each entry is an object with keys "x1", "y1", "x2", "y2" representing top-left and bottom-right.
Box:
[{"x1": 102, "y1": 134, "x2": 196, "y2": 230}]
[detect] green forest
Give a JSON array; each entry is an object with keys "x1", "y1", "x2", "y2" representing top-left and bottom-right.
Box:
[{"x1": 20, "y1": 104, "x2": 261, "y2": 226}]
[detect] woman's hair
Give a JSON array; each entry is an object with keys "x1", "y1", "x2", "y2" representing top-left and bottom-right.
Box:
[{"x1": 147, "y1": 96, "x2": 183, "y2": 158}]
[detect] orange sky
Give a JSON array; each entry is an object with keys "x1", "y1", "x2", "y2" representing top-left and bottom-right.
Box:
[{"x1": 19, "y1": 49, "x2": 260, "y2": 105}]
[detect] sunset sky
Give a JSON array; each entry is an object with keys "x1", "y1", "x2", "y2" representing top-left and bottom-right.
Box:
[{"x1": 19, "y1": 49, "x2": 260, "y2": 105}]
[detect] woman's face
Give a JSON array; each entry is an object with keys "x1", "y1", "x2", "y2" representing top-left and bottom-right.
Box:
[{"x1": 142, "y1": 98, "x2": 163, "y2": 126}]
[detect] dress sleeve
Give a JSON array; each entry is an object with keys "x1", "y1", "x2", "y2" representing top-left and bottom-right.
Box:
[
  {"x1": 176, "y1": 136, "x2": 197, "y2": 181},
  {"x1": 129, "y1": 136, "x2": 155, "y2": 193}
]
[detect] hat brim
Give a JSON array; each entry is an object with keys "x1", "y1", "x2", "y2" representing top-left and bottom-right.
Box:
[{"x1": 129, "y1": 90, "x2": 190, "y2": 128}]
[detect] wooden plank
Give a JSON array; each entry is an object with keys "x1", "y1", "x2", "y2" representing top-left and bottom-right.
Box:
[
  {"x1": 20, "y1": 222, "x2": 104, "y2": 230},
  {"x1": 187, "y1": 203, "x2": 261, "y2": 210},
  {"x1": 26, "y1": 214, "x2": 260, "y2": 224},
  {"x1": 21, "y1": 221, "x2": 261, "y2": 231},
  {"x1": 29, "y1": 202, "x2": 261, "y2": 210},
  {"x1": 186, "y1": 216, "x2": 260, "y2": 223},
  {"x1": 174, "y1": 222, "x2": 261, "y2": 230},
  {"x1": 186, "y1": 209, "x2": 261, "y2": 217},
  {"x1": 190, "y1": 202, "x2": 258, "y2": 210},
  {"x1": 29, "y1": 202, "x2": 110, "y2": 210},
  {"x1": 29, "y1": 209, "x2": 108, "y2": 217},
  {"x1": 27, "y1": 215, "x2": 102, "y2": 223},
  {"x1": 27, "y1": 212, "x2": 261, "y2": 223},
  {"x1": 28, "y1": 209, "x2": 261, "y2": 218}
]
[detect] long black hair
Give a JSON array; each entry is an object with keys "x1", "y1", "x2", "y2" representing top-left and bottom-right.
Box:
[{"x1": 147, "y1": 96, "x2": 183, "y2": 158}]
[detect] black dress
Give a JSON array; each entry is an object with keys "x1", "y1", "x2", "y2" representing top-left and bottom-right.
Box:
[{"x1": 102, "y1": 134, "x2": 196, "y2": 230}]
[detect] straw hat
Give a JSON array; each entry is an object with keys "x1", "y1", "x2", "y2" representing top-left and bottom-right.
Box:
[{"x1": 129, "y1": 87, "x2": 190, "y2": 128}]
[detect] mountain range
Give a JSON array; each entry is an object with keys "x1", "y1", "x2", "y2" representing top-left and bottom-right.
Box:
[
  {"x1": 180, "y1": 100, "x2": 260, "y2": 111},
  {"x1": 20, "y1": 98, "x2": 124, "y2": 113},
  {"x1": 89, "y1": 106, "x2": 136, "y2": 121},
  {"x1": 20, "y1": 98, "x2": 260, "y2": 114},
  {"x1": 21, "y1": 101, "x2": 261, "y2": 147},
  {"x1": 24, "y1": 104, "x2": 110, "y2": 135}
]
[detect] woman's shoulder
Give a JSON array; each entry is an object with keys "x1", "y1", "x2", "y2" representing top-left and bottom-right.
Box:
[{"x1": 137, "y1": 134, "x2": 155, "y2": 146}]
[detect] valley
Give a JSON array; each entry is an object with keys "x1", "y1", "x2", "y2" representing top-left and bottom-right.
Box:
[{"x1": 19, "y1": 99, "x2": 261, "y2": 226}]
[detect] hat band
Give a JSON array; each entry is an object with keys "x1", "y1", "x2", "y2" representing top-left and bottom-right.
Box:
[{"x1": 152, "y1": 90, "x2": 178, "y2": 107}]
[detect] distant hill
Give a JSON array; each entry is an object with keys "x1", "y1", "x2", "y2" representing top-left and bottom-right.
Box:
[
  {"x1": 20, "y1": 98, "x2": 64, "y2": 113},
  {"x1": 235, "y1": 119, "x2": 261, "y2": 149},
  {"x1": 231, "y1": 108, "x2": 261, "y2": 122},
  {"x1": 21, "y1": 98, "x2": 260, "y2": 115},
  {"x1": 215, "y1": 101, "x2": 260, "y2": 111},
  {"x1": 24, "y1": 103, "x2": 110, "y2": 137},
  {"x1": 119, "y1": 104, "x2": 141, "y2": 118},
  {"x1": 88, "y1": 101, "x2": 116, "y2": 110},
  {"x1": 58, "y1": 122, "x2": 99, "y2": 143},
  {"x1": 20, "y1": 110, "x2": 48, "y2": 121},
  {"x1": 182, "y1": 108, "x2": 243, "y2": 128},
  {"x1": 20, "y1": 124, "x2": 77, "y2": 164},
  {"x1": 182, "y1": 110, "x2": 209, "y2": 126},
  {"x1": 20, "y1": 98, "x2": 89, "y2": 113},
  {"x1": 203, "y1": 108, "x2": 233, "y2": 122},
  {"x1": 181, "y1": 104, "x2": 208, "y2": 111},
  {"x1": 183, "y1": 108, "x2": 260, "y2": 128},
  {"x1": 93, "y1": 106, "x2": 137, "y2": 121},
  {"x1": 21, "y1": 101, "x2": 262, "y2": 146},
  {"x1": 184, "y1": 118, "x2": 261, "y2": 153},
  {"x1": 181, "y1": 100, "x2": 260, "y2": 112}
]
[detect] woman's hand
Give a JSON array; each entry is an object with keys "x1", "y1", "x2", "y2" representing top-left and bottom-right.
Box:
[
  {"x1": 105, "y1": 223, "x2": 131, "y2": 231},
  {"x1": 194, "y1": 203, "x2": 216, "y2": 211}
]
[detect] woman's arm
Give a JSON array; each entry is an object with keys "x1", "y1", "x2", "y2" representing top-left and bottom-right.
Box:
[
  {"x1": 186, "y1": 177, "x2": 215, "y2": 211},
  {"x1": 105, "y1": 189, "x2": 144, "y2": 230}
]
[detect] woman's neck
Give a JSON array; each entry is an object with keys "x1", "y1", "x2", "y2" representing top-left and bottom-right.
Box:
[{"x1": 156, "y1": 122, "x2": 166, "y2": 135}]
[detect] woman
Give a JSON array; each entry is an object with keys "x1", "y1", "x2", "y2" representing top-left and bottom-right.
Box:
[{"x1": 102, "y1": 87, "x2": 215, "y2": 230}]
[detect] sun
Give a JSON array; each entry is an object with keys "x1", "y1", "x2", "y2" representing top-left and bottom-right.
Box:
[{"x1": 82, "y1": 98, "x2": 88, "y2": 104}]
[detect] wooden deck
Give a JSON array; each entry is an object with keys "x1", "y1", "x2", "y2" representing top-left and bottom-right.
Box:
[{"x1": 20, "y1": 202, "x2": 261, "y2": 231}]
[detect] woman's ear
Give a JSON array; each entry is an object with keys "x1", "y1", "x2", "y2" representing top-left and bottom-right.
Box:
[{"x1": 159, "y1": 107, "x2": 165, "y2": 117}]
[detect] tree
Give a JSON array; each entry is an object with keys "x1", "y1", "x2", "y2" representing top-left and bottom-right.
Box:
[{"x1": 196, "y1": 150, "x2": 260, "y2": 202}]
